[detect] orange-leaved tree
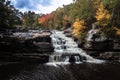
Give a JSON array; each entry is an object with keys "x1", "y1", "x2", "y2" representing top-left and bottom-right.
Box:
[
  {"x1": 38, "y1": 14, "x2": 52, "y2": 28},
  {"x1": 38, "y1": 14, "x2": 51, "y2": 24}
]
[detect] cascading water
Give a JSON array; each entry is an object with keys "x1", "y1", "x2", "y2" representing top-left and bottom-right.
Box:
[
  {"x1": 86, "y1": 24, "x2": 106, "y2": 42},
  {"x1": 47, "y1": 30, "x2": 104, "y2": 66}
]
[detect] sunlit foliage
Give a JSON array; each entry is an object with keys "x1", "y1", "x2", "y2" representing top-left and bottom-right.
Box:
[
  {"x1": 95, "y1": 1, "x2": 111, "y2": 26},
  {"x1": 38, "y1": 14, "x2": 53, "y2": 29},
  {"x1": 113, "y1": 27, "x2": 120, "y2": 35},
  {"x1": 72, "y1": 18, "x2": 86, "y2": 39},
  {"x1": 38, "y1": 14, "x2": 51, "y2": 24}
]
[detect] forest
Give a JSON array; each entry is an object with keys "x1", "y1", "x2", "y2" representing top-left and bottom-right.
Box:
[{"x1": 1, "y1": 0, "x2": 120, "y2": 41}]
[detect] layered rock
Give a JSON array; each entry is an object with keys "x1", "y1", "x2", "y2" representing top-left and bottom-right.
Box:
[
  {"x1": 0, "y1": 30, "x2": 54, "y2": 63},
  {"x1": 33, "y1": 42, "x2": 54, "y2": 53},
  {"x1": 83, "y1": 24, "x2": 120, "y2": 61},
  {"x1": 0, "y1": 32, "x2": 54, "y2": 53}
]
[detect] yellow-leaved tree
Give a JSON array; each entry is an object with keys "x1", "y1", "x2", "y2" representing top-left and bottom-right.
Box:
[
  {"x1": 72, "y1": 18, "x2": 86, "y2": 40},
  {"x1": 95, "y1": 1, "x2": 111, "y2": 26},
  {"x1": 94, "y1": 1, "x2": 115, "y2": 38}
]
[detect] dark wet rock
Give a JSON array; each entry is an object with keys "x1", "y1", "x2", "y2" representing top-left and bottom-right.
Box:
[
  {"x1": 98, "y1": 52, "x2": 120, "y2": 60},
  {"x1": 0, "y1": 31, "x2": 53, "y2": 63},
  {"x1": 0, "y1": 36, "x2": 22, "y2": 53},
  {"x1": 86, "y1": 51, "x2": 120, "y2": 61},
  {"x1": 84, "y1": 40, "x2": 113, "y2": 51},
  {"x1": 76, "y1": 40, "x2": 85, "y2": 48},
  {"x1": 69, "y1": 56, "x2": 76, "y2": 62},
  {"x1": 84, "y1": 40, "x2": 120, "y2": 61},
  {"x1": 0, "y1": 54, "x2": 49, "y2": 63},
  {"x1": 0, "y1": 32, "x2": 54, "y2": 54},
  {"x1": 33, "y1": 42, "x2": 54, "y2": 53},
  {"x1": 33, "y1": 35, "x2": 51, "y2": 43},
  {"x1": 84, "y1": 39, "x2": 120, "y2": 60},
  {"x1": 64, "y1": 27, "x2": 72, "y2": 37}
]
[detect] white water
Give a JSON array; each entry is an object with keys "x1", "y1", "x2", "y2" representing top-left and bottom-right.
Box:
[
  {"x1": 47, "y1": 30, "x2": 104, "y2": 66},
  {"x1": 86, "y1": 27, "x2": 106, "y2": 42}
]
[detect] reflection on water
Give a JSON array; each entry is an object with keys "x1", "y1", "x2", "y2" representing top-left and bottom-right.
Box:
[{"x1": 0, "y1": 62, "x2": 120, "y2": 80}]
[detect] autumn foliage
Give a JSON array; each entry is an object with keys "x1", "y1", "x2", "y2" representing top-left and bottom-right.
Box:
[
  {"x1": 95, "y1": 1, "x2": 111, "y2": 26},
  {"x1": 72, "y1": 18, "x2": 86, "y2": 39},
  {"x1": 38, "y1": 14, "x2": 51, "y2": 24},
  {"x1": 113, "y1": 27, "x2": 120, "y2": 35}
]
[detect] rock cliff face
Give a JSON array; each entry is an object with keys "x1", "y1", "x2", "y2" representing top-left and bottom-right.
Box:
[
  {"x1": 84, "y1": 40, "x2": 120, "y2": 61},
  {"x1": 0, "y1": 31, "x2": 54, "y2": 54},
  {"x1": 0, "y1": 30, "x2": 54, "y2": 63},
  {"x1": 63, "y1": 27, "x2": 73, "y2": 37},
  {"x1": 83, "y1": 25, "x2": 120, "y2": 61},
  {"x1": 84, "y1": 40, "x2": 113, "y2": 51}
]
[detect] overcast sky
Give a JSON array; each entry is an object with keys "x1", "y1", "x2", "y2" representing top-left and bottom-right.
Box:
[{"x1": 10, "y1": 0, "x2": 73, "y2": 14}]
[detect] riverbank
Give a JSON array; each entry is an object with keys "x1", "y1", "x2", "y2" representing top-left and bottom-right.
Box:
[{"x1": 82, "y1": 40, "x2": 120, "y2": 61}]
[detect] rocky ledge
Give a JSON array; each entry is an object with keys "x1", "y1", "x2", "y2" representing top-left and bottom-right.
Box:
[
  {"x1": 0, "y1": 30, "x2": 54, "y2": 63},
  {"x1": 81, "y1": 24, "x2": 120, "y2": 61},
  {"x1": 83, "y1": 40, "x2": 120, "y2": 61}
]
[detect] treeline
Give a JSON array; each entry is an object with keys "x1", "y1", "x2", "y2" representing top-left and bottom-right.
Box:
[
  {"x1": 0, "y1": 0, "x2": 22, "y2": 30},
  {"x1": 43, "y1": 0, "x2": 120, "y2": 40},
  {"x1": 0, "y1": 0, "x2": 45, "y2": 31},
  {"x1": 42, "y1": 0, "x2": 120, "y2": 28},
  {"x1": 1, "y1": 0, "x2": 120, "y2": 40}
]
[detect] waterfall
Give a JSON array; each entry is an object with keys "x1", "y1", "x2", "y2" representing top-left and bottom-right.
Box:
[
  {"x1": 47, "y1": 30, "x2": 104, "y2": 66},
  {"x1": 86, "y1": 25, "x2": 106, "y2": 42}
]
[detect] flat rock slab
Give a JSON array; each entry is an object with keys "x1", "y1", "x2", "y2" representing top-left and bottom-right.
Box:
[{"x1": 32, "y1": 32, "x2": 51, "y2": 38}]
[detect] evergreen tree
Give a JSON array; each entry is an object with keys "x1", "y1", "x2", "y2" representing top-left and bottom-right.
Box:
[{"x1": 0, "y1": 0, "x2": 22, "y2": 30}]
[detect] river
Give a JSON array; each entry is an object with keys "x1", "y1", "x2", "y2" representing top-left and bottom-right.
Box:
[{"x1": 0, "y1": 62, "x2": 120, "y2": 80}]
